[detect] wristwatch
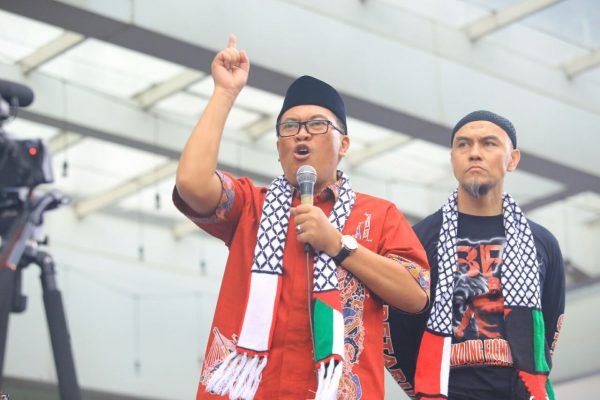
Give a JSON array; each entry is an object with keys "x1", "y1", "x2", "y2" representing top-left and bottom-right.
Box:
[{"x1": 332, "y1": 235, "x2": 358, "y2": 264}]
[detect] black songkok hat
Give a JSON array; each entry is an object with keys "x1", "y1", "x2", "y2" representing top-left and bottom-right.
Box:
[
  {"x1": 277, "y1": 75, "x2": 347, "y2": 133},
  {"x1": 451, "y1": 110, "x2": 517, "y2": 148}
]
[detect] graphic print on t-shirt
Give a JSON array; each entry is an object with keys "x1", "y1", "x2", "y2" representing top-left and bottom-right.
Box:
[{"x1": 451, "y1": 236, "x2": 513, "y2": 367}]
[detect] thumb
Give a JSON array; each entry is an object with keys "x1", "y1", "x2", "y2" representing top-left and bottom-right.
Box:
[{"x1": 239, "y1": 49, "x2": 250, "y2": 71}]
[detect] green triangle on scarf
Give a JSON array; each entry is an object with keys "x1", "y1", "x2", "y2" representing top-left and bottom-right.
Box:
[
  {"x1": 546, "y1": 377, "x2": 555, "y2": 400},
  {"x1": 314, "y1": 298, "x2": 340, "y2": 363},
  {"x1": 533, "y1": 309, "x2": 549, "y2": 373}
]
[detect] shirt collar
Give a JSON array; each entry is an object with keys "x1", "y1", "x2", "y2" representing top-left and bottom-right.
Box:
[{"x1": 292, "y1": 170, "x2": 342, "y2": 203}]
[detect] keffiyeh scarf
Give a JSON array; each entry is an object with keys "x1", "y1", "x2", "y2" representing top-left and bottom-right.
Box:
[
  {"x1": 206, "y1": 172, "x2": 355, "y2": 400},
  {"x1": 414, "y1": 191, "x2": 554, "y2": 400}
]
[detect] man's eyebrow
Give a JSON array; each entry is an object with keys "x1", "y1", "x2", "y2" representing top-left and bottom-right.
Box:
[
  {"x1": 480, "y1": 135, "x2": 502, "y2": 141},
  {"x1": 282, "y1": 114, "x2": 329, "y2": 121},
  {"x1": 454, "y1": 134, "x2": 502, "y2": 142},
  {"x1": 454, "y1": 135, "x2": 471, "y2": 142}
]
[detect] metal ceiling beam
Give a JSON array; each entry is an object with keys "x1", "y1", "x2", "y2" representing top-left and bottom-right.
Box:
[
  {"x1": 562, "y1": 49, "x2": 600, "y2": 79},
  {"x1": 73, "y1": 160, "x2": 178, "y2": 218},
  {"x1": 245, "y1": 115, "x2": 277, "y2": 141},
  {"x1": 133, "y1": 69, "x2": 205, "y2": 109},
  {"x1": 48, "y1": 130, "x2": 83, "y2": 154},
  {"x1": 346, "y1": 135, "x2": 411, "y2": 167},
  {"x1": 17, "y1": 30, "x2": 84, "y2": 74},
  {"x1": 587, "y1": 216, "x2": 600, "y2": 228},
  {"x1": 171, "y1": 219, "x2": 198, "y2": 240},
  {"x1": 520, "y1": 188, "x2": 573, "y2": 212},
  {"x1": 464, "y1": 0, "x2": 564, "y2": 41}
]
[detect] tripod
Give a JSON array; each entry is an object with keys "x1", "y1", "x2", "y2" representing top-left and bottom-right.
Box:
[{"x1": 0, "y1": 190, "x2": 81, "y2": 400}]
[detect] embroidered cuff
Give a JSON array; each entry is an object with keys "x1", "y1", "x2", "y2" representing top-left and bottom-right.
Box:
[
  {"x1": 387, "y1": 254, "x2": 431, "y2": 313},
  {"x1": 172, "y1": 171, "x2": 235, "y2": 224}
]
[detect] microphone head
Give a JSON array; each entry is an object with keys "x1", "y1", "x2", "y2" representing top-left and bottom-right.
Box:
[
  {"x1": 296, "y1": 165, "x2": 317, "y2": 186},
  {"x1": 296, "y1": 165, "x2": 316, "y2": 205},
  {"x1": 0, "y1": 79, "x2": 34, "y2": 107}
]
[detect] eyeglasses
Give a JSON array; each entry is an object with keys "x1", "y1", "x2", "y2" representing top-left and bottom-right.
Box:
[{"x1": 277, "y1": 119, "x2": 345, "y2": 137}]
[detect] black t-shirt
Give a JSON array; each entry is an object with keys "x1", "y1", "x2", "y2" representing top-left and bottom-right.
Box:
[{"x1": 448, "y1": 213, "x2": 513, "y2": 400}]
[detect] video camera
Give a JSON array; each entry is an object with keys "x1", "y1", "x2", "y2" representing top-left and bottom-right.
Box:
[
  {"x1": 0, "y1": 80, "x2": 79, "y2": 399},
  {"x1": 0, "y1": 79, "x2": 53, "y2": 190}
]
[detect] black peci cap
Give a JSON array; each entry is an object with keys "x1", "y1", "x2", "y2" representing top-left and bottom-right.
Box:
[
  {"x1": 451, "y1": 110, "x2": 517, "y2": 148},
  {"x1": 277, "y1": 75, "x2": 346, "y2": 133}
]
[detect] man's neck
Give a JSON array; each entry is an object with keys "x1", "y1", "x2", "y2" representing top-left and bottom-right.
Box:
[
  {"x1": 314, "y1": 182, "x2": 330, "y2": 195},
  {"x1": 314, "y1": 174, "x2": 340, "y2": 195},
  {"x1": 456, "y1": 186, "x2": 503, "y2": 216}
]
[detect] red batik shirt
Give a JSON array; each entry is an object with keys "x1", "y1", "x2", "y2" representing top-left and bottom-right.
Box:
[{"x1": 173, "y1": 171, "x2": 430, "y2": 400}]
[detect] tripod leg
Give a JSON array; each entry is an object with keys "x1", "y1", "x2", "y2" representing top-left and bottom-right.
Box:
[
  {"x1": 38, "y1": 252, "x2": 81, "y2": 400},
  {"x1": 0, "y1": 268, "x2": 15, "y2": 390}
]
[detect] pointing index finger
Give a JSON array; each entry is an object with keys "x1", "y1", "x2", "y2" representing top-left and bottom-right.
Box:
[{"x1": 228, "y1": 34, "x2": 236, "y2": 49}]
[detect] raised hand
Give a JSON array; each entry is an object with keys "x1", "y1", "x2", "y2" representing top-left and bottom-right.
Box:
[{"x1": 211, "y1": 34, "x2": 250, "y2": 98}]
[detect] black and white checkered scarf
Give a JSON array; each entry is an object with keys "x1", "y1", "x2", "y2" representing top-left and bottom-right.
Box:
[
  {"x1": 207, "y1": 172, "x2": 355, "y2": 400},
  {"x1": 414, "y1": 191, "x2": 553, "y2": 399}
]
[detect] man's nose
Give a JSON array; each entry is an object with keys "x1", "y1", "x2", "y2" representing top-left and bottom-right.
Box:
[
  {"x1": 295, "y1": 125, "x2": 311, "y2": 141},
  {"x1": 468, "y1": 143, "x2": 482, "y2": 160}
]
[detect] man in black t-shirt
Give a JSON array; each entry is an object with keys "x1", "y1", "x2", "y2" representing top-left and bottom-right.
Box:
[{"x1": 384, "y1": 110, "x2": 565, "y2": 400}]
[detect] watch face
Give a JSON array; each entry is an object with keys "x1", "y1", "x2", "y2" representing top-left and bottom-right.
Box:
[{"x1": 342, "y1": 235, "x2": 358, "y2": 251}]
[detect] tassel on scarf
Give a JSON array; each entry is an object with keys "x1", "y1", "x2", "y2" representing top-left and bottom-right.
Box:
[
  {"x1": 314, "y1": 358, "x2": 343, "y2": 400},
  {"x1": 205, "y1": 352, "x2": 268, "y2": 400}
]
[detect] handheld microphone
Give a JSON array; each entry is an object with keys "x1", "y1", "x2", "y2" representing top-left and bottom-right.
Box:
[
  {"x1": 0, "y1": 79, "x2": 34, "y2": 107},
  {"x1": 296, "y1": 165, "x2": 316, "y2": 253},
  {"x1": 297, "y1": 165, "x2": 316, "y2": 205}
]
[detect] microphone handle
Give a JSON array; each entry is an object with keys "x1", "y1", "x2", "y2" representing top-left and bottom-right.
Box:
[
  {"x1": 300, "y1": 193, "x2": 313, "y2": 205},
  {"x1": 300, "y1": 192, "x2": 313, "y2": 253}
]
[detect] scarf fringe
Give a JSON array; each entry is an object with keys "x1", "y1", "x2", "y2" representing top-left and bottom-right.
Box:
[
  {"x1": 315, "y1": 359, "x2": 343, "y2": 400},
  {"x1": 205, "y1": 352, "x2": 268, "y2": 400}
]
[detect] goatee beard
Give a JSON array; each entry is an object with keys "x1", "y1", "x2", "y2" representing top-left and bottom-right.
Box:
[{"x1": 462, "y1": 180, "x2": 491, "y2": 199}]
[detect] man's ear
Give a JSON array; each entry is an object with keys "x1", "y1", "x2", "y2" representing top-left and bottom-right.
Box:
[
  {"x1": 338, "y1": 135, "x2": 350, "y2": 158},
  {"x1": 507, "y1": 148, "x2": 521, "y2": 172}
]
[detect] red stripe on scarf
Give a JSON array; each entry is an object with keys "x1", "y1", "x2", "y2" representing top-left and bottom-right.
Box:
[
  {"x1": 314, "y1": 289, "x2": 343, "y2": 313},
  {"x1": 518, "y1": 371, "x2": 548, "y2": 400},
  {"x1": 415, "y1": 331, "x2": 447, "y2": 397}
]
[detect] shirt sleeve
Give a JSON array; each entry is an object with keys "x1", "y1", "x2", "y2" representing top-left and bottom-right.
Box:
[
  {"x1": 412, "y1": 210, "x2": 444, "y2": 306},
  {"x1": 380, "y1": 203, "x2": 431, "y2": 309},
  {"x1": 383, "y1": 212, "x2": 441, "y2": 396},
  {"x1": 172, "y1": 171, "x2": 250, "y2": 246},
  {"x1": 540, "y1": 232, "x2": 566, "y2": 360}
]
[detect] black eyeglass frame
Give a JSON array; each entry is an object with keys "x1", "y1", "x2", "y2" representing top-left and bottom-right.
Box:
[{"x1": 276, "y1": 119, "x2": 346, "y2": 137}]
